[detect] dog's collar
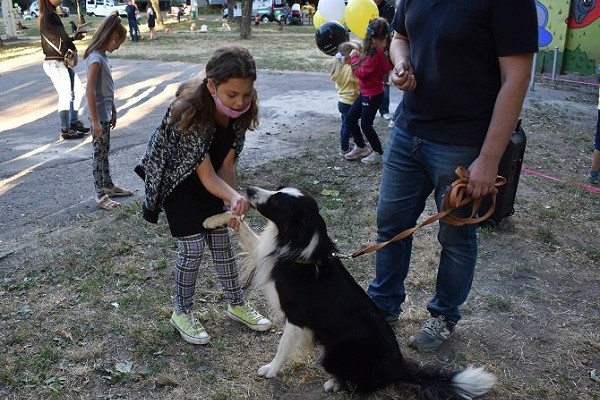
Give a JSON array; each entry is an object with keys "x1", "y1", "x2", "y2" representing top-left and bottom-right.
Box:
[{"x1": 293, "y1": 258, "x2": 315, "y2": 265}]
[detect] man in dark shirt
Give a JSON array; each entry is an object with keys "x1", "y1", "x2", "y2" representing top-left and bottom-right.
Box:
[
  {"x1": 125, "y1": 0, "x2": 139, "y2": 42},
  {"x1": 368, "y1": 0, "x2": 538, "y2": 352}
]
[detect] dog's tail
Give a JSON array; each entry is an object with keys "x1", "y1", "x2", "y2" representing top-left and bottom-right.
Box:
[{"x1": 397, "y1": 360, "x2": 496, "y2": 399}]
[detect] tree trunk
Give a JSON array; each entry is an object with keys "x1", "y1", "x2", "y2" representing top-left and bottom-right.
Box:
[
  {"x1": 77, "y1": 1, "x2": 86, "y2": 24},
  {"x1": 240, "y1": 0, "x2": 252, "y2": 39},
  {"x1": 151, "y1": 0, "x2": 164, "y2": 27},
  {"x1": 227, "y1": 1, "x2": 234, "y2": 23}
]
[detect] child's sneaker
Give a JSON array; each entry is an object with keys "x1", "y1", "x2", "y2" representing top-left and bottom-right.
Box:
[
  {"x1": 361, "y1": 152, "x2": 382, "y2": 164},
  {"x1": 170, "y1": 310, "x2": 210, "y2": 345},
  {"x1": 227, "y1": 303, "x2": 272, "y2": 331},
  {"x1": 344, "y1": 145, "x2": 370, "y2": 160}
]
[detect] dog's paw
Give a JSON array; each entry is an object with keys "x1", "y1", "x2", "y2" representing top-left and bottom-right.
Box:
[
  {"x1": 203, "y1": 211, "x2": 234, "y2": 229},
  {"x1": 257, "y1": 363, "x2": 278, "y2": 378},
  {"x1": 323, "y1": 378, "x2": 342, "y2": 392}
]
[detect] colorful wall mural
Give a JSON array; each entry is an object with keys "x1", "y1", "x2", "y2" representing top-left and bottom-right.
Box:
[{"x1": 536, "y1": 0, "x2": 600, "y2": 75}]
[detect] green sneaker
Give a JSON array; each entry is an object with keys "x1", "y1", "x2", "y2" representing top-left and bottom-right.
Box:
[
  {"x1": 170, "y1": 310, "x2": 210, "y2": 345},
  {"x1": 227, "y1": 303, "x2": 272, "y2": 332}
]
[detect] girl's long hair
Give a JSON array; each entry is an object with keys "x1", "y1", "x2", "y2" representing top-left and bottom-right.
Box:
[
  {"x1": 331, "y1": 41, "x2": 357, "y2": 79},
  {"x1": 169, "y1": 46, "x2": 259, "y2": 134},
  {"x1": 361, "y1": 17, "x2": 390, "y2": 60},
  {"x1": 83, "y1": 12, "x2": 127, "y2": 59},
  {"x1": 38, "y1": 0, "x2": 56, "y2": 27}
]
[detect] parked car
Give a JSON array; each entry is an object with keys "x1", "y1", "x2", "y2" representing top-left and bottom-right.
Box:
[
  {"x1": 222, "y1": 0, "x2": 285, "y2": 23},
  {"x1": 29, "y1": 0, "x2": 70, "y2": 17},
  {"x1": 86, "y1": 0, "x2": 128, "y2": 18}
]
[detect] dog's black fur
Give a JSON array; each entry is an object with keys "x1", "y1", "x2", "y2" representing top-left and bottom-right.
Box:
[{"x1": 204, "y1": 186, "x2": 495, "y2": 398}]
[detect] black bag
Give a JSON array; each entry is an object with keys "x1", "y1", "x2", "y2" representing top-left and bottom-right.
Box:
[{"x1": 479, "y1": 119, "x2": 527, "y2": 228}]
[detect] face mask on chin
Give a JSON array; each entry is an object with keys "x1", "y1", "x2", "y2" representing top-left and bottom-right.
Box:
[{"x1": 211, "y1": 91, "x2": 252, "y2": 119}]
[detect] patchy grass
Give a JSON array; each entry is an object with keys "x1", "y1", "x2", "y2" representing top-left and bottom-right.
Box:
[{"x1": 1, "y1": 27, "x2": 599, "y2": 400}]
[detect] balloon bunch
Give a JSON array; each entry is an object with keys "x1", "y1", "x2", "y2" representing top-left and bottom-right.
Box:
[{"x1": 314, "y1": 0, "x2": 379, "y2": 55}]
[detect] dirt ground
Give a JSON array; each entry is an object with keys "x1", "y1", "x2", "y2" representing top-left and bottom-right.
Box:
[{"x1": 1, "y1": 61, "x2": 599, "y2": 399}]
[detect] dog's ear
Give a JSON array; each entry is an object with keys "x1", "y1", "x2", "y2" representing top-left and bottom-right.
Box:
[{"x1": 279, "y1": 212, "x2": 314, "y2": 247}]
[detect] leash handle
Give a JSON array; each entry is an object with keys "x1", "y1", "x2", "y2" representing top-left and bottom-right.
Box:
[{"x1": 351, "y1": 167, "x2": 506, "y2": 258}]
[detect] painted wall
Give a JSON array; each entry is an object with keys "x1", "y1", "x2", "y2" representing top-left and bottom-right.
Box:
[{"x1": 537, "y1": 0, "x2": 600, "y2": 74}]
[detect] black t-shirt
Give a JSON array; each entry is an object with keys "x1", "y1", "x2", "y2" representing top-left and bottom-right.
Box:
[
  {"x1": 163, "y1": 123, "x2": 236, "y2": 237},
  {"x1": 393, "y1": 0, "x2": 538, "y2": 146}
]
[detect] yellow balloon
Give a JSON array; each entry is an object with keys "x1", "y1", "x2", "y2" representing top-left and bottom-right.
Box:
[
  {"x1": 344, "y1": 0, "x2": 378, "y2": 39},
  {"x1": 313, "y1": 10, "x2": 326, "y2": 29}
]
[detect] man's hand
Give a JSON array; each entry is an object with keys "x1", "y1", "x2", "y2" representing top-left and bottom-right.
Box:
[{"x1": 390, "y1": 61, "x2": 416, "y2": 92}]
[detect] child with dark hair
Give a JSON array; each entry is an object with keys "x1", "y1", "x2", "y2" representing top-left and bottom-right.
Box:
[
  {"x1": 84, "y1": 12, "x2": 131, "y2": 210},
  {"x1": 344, "y1": 17, "x2": 393, "y2": 164},
  {"x1": 136, "y1": 46, "x2": 272, "y2": 345}
]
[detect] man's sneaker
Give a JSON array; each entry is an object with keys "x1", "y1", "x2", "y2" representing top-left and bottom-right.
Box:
[
  {"x1": 361, "y1": 152, "x2": 382, "y2": 164},
  {"x1": 170, "y1": 310, "x2": 210, "y2": 345},
  {"x1": 339, "y1": 149, "x2": 351, "y2": 156},
  {"x1": 70, "y1": 121, "x2": 90, "y2": 133},
  {"x1": 408, "y1": 315, "x2": 455, "y2": 352},
  {"x1": 60, "y1": 128, "x2": 84, "y2": 140},
  {"x1": 227, "y1": 303, "x2": 272, "y2": 332},
  {"x1": 344, "y1": 145, "x2": 370, "y2": 160},
  {"x1": 383, "y1": 312, "x2": 399, "y2": 326},
  {"x1": 381, "y1": 113, "x2": 392, "y2": 120}
]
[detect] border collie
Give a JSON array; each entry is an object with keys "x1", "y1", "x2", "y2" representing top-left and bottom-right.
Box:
[{"x1": 203, "y1": 186, "x2": 496, "y2": 398}]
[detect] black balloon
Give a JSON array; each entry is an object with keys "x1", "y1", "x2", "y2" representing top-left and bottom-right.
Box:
[{"x1": 315, "y1": 21, "x2": 349, "y2": 56}]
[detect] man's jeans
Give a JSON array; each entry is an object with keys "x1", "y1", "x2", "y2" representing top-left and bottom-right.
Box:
[
  {"x1": 367, "y1": 125, "x2": 481, "y2": 324},
  {"x1": 128, "y1": 19, "x2": 139, "y2": 42}
]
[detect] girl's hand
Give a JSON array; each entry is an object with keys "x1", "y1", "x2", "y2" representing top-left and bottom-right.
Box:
[
  {"x1": 229, "y1": 193, "x2": 250, "y2": 216},
  {"x1": 226, "y1": 216, "x2": 241, "y2": 232},
  {"x1": 91, "y1": 121, "x2": 103, "y2": 138}
]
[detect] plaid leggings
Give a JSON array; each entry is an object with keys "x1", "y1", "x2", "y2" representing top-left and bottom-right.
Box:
[
  {"x1": 174, "y1": 228, "x2": 243, "y2": 313},
  {"x1": 92, "y1": 122, "x2": 113, "y2": 198}
]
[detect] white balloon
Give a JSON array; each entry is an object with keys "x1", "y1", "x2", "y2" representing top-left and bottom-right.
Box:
[{"x1": 318, "y1": 0, "x2": 346, "y2": 22}]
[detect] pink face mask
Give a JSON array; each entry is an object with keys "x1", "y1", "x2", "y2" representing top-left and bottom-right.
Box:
[{"x1": 212, "y1": 91, "x2": 252, "y2": 119}]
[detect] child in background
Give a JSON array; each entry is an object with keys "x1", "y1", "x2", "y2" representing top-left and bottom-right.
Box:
[
  {"x1": 135, "y1": 46, "x2": 272, "y2": 345},
  {"x1": 84, "y1": 12, "x2": 132, "y2": 210},
  {"x1": 147, "y1": 6, "x2": 157, "y2": 40},
  {"x1": 344, "y1": 17, "x2": 393, "y2": 164},
  {"x1": 331, "y1": 41, "x2": 360, "y2": 156}
]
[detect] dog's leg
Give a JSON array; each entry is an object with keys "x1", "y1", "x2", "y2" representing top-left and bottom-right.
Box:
[
  {"x1": 202, "y1": 211, "x2": 234, "y2": 229},
  {"x1": 203, "y1": 212, "x2": 258, "y2": 252},
  {"x1": 258, "y1": 321, "x2": 312, "y2": 378}
]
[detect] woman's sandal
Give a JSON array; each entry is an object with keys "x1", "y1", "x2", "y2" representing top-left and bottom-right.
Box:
[
  {"x1": 103, "y1": 185, "x2": 133, "y2": 197},
  {"x1": 96, "y1": 195, "x2": 121, "y2": 210}
]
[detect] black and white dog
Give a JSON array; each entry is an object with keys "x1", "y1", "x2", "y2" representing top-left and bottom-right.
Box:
[{"x1": 203, "y1": 186, "x2": 496, "y2": 398}]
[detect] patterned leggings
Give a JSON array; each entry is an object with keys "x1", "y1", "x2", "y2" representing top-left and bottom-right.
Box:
[
  {"x1": 174, "y1": 228, "x2": 243, "y2": 313},
  {"x1": 92, "y1": 122, "x2": 113, "y2": 198}
]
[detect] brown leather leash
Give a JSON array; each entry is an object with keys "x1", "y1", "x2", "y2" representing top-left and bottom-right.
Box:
[{"x1": 346, "y1": 167, "x2": 507, "y2": 259}]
